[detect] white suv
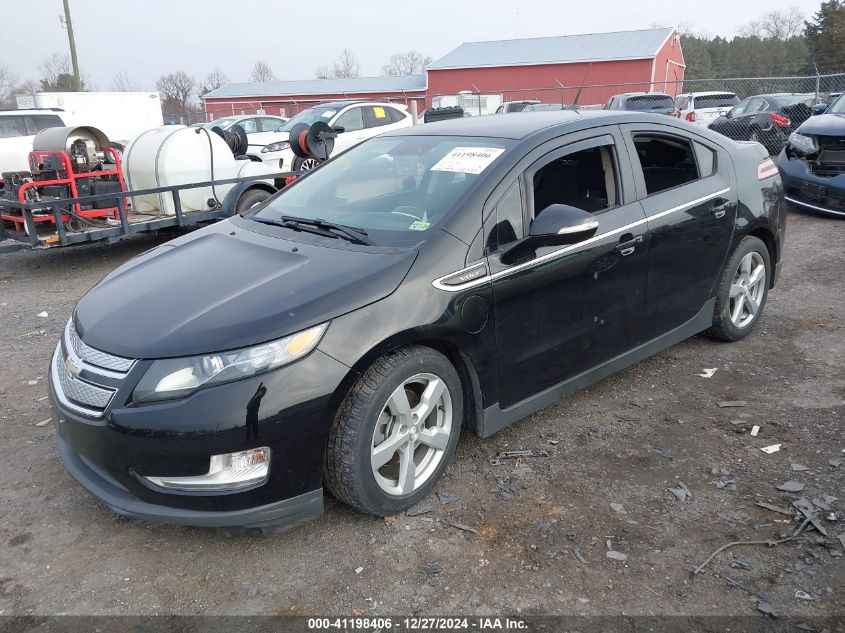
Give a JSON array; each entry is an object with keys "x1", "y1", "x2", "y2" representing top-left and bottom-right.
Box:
[
  {"x1": 673, "y1": 92, "x2": 740, "y2": 127},
  {"x1": 0, "y1": 109, "x2": 68, "y2": 175},
  {"x1": 257, "y1": 101, "x2": 413, "y2": 172}
]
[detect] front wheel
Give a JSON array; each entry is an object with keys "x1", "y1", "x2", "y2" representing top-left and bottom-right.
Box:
[
  {"x1": 324, "y1": 345, "x2": 463, "y2": 516},
  {"x1": 292, "y1": 156, "x2": 322, "y2": 172},
  {"x1": 235, "y1": 188, "x2": 272, "y2": 213},
  {"x1": 705, "y1": 235, "x2": 771, "y2": 341}
]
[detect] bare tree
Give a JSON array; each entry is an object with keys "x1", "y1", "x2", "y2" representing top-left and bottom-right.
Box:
[
  {"x1": 249, "y1": 61, "x2": 276, "y2": 82},
  {"x1": 156, "y1": 71, "x2": 197, "y2": 113},
  {"x1": 111, "y1": 71, "x2": 140, "y2": 92},
  {"x1": 315, "y1": 49, "x2": 361, "y2": 79},
  {"x1": 38, "y1": 53, "x2": 80, "y2": 91},
  {"x1": 200, "y1": 67, "x2": 230, "y2": 95},
  {"x1": 738, "y1": 7, "x2": 804, "y2": 40},
  {"x1": 0, "y1": 64, "x2": 18, "y2": 106},
  {"x1": 381, "y1": 51, "x2": 432, "y2": 76}
]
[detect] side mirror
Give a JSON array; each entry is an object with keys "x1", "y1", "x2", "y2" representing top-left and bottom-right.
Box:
[
  {"x1": 332, "y1": 125, "x2": 346, "y2": 133},
  {"x1": 812, "y1": 103, "x2": 828, "y2": 116},
  {"x1": 502, "y1": 204, "x2": 599, "y2": 265}
]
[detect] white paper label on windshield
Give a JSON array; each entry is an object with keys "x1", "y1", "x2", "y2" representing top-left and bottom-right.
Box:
[
  {"x1": 431, "y1": 147, "x2": 505, "y2": 175},
  {"x1": 320, "y1": 110, "x2": 336, "y2": 118}
]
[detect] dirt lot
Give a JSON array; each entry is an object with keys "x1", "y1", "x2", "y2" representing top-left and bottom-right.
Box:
[{"x1": 0, "y1": 211, "x2": 842, "y2": 620}]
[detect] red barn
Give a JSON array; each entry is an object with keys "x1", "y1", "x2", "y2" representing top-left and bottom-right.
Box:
[
  {"x1": 426, "y1": 27, "x2": 685, "y2": 107},
  {"x1": 202, "y1": 27, "x2": 684, "y2": 118}
]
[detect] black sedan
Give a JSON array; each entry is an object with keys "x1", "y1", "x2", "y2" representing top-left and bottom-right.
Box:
[
  {"x1": 50, "y1": 111, "x2": 786, "y2": 528},
  {"x1": 779, "y1": 93, "x2": 845, "y2": 218},
  {"x1": 708, "y1": 93, "x2": 815, "y2": 155}
]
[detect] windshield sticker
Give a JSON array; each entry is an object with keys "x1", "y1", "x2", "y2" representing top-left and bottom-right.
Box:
[
  {"x1": 431, "y1": 147, "x2": 505, "y2": 175},
  {"x1": 321, "y1": 110, "x2": 336, "y2": 118},
  {"x1": 373, "y1": 106, "x2": 387, "y2": 119},
  {"x1": 409, "y1": 220, "x2": 431, "y2": 231}
]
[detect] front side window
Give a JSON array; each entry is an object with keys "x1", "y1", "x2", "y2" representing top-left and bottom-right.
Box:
[
  {"x1": 632, "y1": 134, "x2": 700, "y2": 196},
  {"x1": 0, "y1": 116, "x2": 27, "y2": 138},
  {"x1": 334, "y1": 107, "x2": 365, "y2": 132},
  {"x1": 532, "y1": 144, "x2": 619, "y2": 218},
  {"x1": 488, "y1": 181, "x2": 523, "y2": 251},
  {"x1": 24, "y1": 115, "x2": 64, "y2": 135},
  {"x1": 259, "y1": 117, "x2": 282, "y2": 132},
  {"x1": 239, "y1": 118, "x2": 258, "y2": 133},
  {"x1": 253, "y1": 136, "x2": 510, "y2": 247}
]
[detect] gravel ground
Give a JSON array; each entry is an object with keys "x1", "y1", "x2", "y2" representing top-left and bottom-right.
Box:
[{"x1": 0, "y1": 211, "x2": 842, "y2": 619}]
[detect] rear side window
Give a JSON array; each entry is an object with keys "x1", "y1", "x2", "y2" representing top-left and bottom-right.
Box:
[
  {"x1": 387, "y1": 107, "x2": 408, "y2": 124},
  {"x1": 0, "y1": 116, "x2": 28, "y2": 138},
  {"x1": 633, "y1": 134, "x2": 700, "y2": 195},
  {"x1": 25, "y1": 115, "x2": 64, "y2": 134},
  {"x1": 364, "y1": 106, "x2": 393, "y2": 128},
  {"x1": 693, "y1": 94, "x2": 739, "y2": 109},
  {"x1": 694, "y1": 142, "x2": 716, "y2": 178}
]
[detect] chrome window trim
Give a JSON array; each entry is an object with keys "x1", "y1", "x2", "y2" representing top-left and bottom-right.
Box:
[{"x1": 431, "y1": 188, "x2": 731, "y2": 293}]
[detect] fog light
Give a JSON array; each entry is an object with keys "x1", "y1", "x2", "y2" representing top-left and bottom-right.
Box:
[{"x1": 145, "y1": 447, "x2": 270, "y2": 492}]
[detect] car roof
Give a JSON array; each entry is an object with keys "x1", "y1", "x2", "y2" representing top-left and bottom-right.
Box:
[
  {"x1": 385, "y1": 109, "x2": 682, "y2": 140},
  {"x1": 681, "y1": 91, "x2": 738, "y2": 97}
]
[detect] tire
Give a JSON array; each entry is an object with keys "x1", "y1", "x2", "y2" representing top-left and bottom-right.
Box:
[
  {"x1": 292, "y1": 156, "x2": 322, "y2": 172},
  {"x1": 235, "y1": 188, "x2": 272, "y2": 213},
  {"x1": 705, "y1": 235, "x2": 771, "y2": 342},
  {"x1": 324, "y1": 345, "x2": 463, "y2": 516}
]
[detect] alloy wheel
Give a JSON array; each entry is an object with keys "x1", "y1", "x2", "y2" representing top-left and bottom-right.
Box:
[
  {"x1": 729, "y1": 251, "x2": 766, "y2": 329},
  {"x1": 370, "y1": 373, "x2": 452, "y2": 496},
  {"x1": 300, "y1": 158, "x2": 320, "y2": 171}
]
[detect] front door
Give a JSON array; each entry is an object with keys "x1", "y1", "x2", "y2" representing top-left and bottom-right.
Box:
[
  {"x1": 487, "y1": 130, "x2": 650, "y2": 410},
  {"x1": 620, "y1": 124, "x2": 737, "y2": 339}
]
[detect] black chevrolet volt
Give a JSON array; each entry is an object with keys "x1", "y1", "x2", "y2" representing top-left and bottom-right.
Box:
[{"x1": 50, "y1": 111, "x2": 786, "y2": 528}]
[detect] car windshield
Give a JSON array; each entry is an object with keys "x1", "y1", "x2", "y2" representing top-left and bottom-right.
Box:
[
  {"x1": 825, "y1": 95, "x2": 845, "y2": 114},
  {"x1": 204, "y1": 117, "x2": 237, "y2": 130},
  {"x1": 279, "y1": 107, "x2": 341, "y2": 132},
  {"x1": 694, "y1": 94, "x2": 740, "y2": 109},
  {"x1": 252, "y1": 135, "x2": 510, "y2": 247},
  {"x1": 627, "y1": 95, "x2": 675, "y2": 111}
]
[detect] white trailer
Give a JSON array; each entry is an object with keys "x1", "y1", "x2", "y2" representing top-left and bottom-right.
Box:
[{"x1": 15, "y1": 92, "x2": 163, "y2": 144}]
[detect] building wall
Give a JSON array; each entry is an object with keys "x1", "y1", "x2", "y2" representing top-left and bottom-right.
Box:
[
  {"x1": 204, "y1": 91, "x2": 427, "y2": 120},
  {"x1": 650, "y1": 32, "x2": 686, "y2": 95},
  {"x1": 426, "y1": 59, "x2": 656, "y2": 107}
]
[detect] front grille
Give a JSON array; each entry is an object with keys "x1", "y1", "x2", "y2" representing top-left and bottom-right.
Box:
[
  {"x1": 68, "y1": 321, "x2": 134, "y2": 373},
  {"x1": 53, "y1": 349, "x2": 116, "y2": 413},
  {"x1": 810, "y1": 136, "x2": 845, "y2": 178},
  {"x1": 787, "y1": 185, "x2": 845, "y2": 212},
  {"x1": 52, "y1": 320, "x2": 138, "y2": 417}
]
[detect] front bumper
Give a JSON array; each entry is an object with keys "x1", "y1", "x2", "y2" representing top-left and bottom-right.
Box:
[
  {"x1": 49, "y1": 342, "x2": 351, "y2": 527},
  {"x1": 778, "y1": 150, "x2": 845, "y2": 218},
  {"x1": 57, "y1": 435, "x2": 323, "y2": 528}
]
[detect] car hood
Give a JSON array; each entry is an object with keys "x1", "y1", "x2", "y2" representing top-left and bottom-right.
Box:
[
  {"x1": 797, "y1": 112, "x2": 845, "y2": 136},
  {"x1": 74, "y1": 221, "x2": 417, "y2": 359}
]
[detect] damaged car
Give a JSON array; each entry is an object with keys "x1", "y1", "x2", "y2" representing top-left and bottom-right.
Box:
[
  {"x1": 50, "y1": 111, "x2": 785, "y2": 528},
  {"x1": 779, "y1": 93, "x2": 845, "y2": 218}
]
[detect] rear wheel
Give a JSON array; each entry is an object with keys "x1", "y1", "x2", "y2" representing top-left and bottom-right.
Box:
[
  {"x1": 235, "y1": 188, "x2": 272, "y2": 213},
  {"x1": 292, "y1": 156, "x2": 321, "y2": 172},
  {"x1": 705, "y1": 236, "x2": 770, "y2": 341},
  {"x1": 324, "y1": 345, "x2": 462, "y2": 516}
]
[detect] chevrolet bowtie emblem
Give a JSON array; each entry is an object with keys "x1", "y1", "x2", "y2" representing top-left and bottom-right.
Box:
[{"x1": 65, "y1": 357, "x2": 80, "y2": 379}]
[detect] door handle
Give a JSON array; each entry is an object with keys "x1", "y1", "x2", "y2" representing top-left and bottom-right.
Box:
[
  {"x1": 713, "y1": 203, "x2": 729, "y2": 219},
  {"x1": 616, "y1": 233, "x2": 643, "y2": 257}
]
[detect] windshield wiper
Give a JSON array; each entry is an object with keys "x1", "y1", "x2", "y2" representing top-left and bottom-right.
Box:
[{"x1": 252, "y1": 215, "x2": 373, "y2": 246}]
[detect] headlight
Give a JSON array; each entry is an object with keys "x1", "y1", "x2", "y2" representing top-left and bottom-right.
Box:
[
  {"x1": 133, "y1": 323, "x2": 328, "y2": 403},
  {"x1": 788, "y1": 132, "x2": 819, "y2": 155},
  {"x1": 261, "y1": 141, "x2": 289, "y2": 153}
]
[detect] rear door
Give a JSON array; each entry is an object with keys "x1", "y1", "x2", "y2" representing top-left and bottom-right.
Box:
[
  {"x1": 620, "y1": 124, "x2": 737, "y2": 339},
  {"x1": 487, "y1": 128, "x2": 649, "y2": 409}
]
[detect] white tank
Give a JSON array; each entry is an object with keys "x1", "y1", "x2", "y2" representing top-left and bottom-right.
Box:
[{"x1": 122, "y1": 125, "x2": 272, "y2": 215}]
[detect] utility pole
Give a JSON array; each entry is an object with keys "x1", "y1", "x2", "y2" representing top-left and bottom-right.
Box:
[{"x1": 62, "y1": 0, "x2": 82, "y2": 90}]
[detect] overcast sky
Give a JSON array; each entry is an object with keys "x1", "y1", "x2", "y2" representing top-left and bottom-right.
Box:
[{"x1": 2, "y1": 0, "x2": 825, "y2": 90}]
